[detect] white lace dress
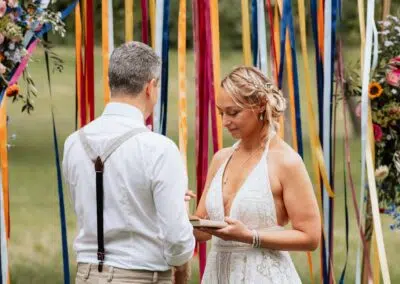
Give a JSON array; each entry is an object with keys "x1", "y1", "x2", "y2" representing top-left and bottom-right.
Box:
[{"x1": 202, "y1": 138, "x2": 302, "y2": 284}]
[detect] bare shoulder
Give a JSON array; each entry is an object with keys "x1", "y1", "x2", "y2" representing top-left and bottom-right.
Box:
[
  {"x1": 206, "y1": 147, "x2": 234, "y2": 180},
  {"x1": 269, "y1": 137, "x2": 305, "y2": 171},
  {"x1": 211, "y1": 147, "x2": 233, "y2": 167}
]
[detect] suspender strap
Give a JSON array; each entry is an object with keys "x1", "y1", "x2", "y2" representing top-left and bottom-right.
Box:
[{"x1": 78, "y1": 127, "x2": 149, "y2": 272}]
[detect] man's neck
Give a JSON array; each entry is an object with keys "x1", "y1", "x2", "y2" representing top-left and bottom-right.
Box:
[{"x1": 110, "y1": 95, "x2": 146, "y2": 117}]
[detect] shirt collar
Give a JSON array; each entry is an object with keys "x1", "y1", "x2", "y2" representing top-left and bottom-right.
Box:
[{"x1": 102, "y1": 102, "x2": 145, "y2": 124}]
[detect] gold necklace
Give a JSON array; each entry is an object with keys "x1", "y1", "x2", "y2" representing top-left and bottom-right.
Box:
[{"x1": 222, "y1": 144, "x2": 265, "y2": 185}]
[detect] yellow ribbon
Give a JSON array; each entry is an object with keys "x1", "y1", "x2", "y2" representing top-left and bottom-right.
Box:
[
  {"x1": 382, "y1": 0, "x2": 391, "y2": 19},
  {"x1": 0, "y1": 99, "x2": 8, "y2": 239},
  {"x1": 178, "y1": 0, "x2": 187, "y2": 168},
  {"x1": 149, "y1": 0, "x2": 156, "y2": 48},
  {"x1": 0, "y1": 98, "x2": 9, "y2": 284},
  {"x1": 75, "y1": 3, "x2": 83, "y2": 127},
  {"x1": 210, "y1": 0, "x2": 222, "y2": 149},
  {"x1": 241, "y1": 0, "x2": 251, "y2": 66},
  {"x1": 274, "y1": 5, "x2": 284, "y2": 138},
  {"x1": 125, "y1": 0, "x2": 134, "y2": 42},
  {"x1": 102, "y1": 0, "x2": 111, "y2": 105}
]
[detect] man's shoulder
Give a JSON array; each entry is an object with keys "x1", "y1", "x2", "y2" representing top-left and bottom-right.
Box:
[{"x1": 139, "y1": 131, "x2": 179, "y2": 152}]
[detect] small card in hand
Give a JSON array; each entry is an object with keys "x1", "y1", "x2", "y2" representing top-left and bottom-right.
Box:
[{"x1": 189, "y1": 216, "x2": 227, "y2": 229}]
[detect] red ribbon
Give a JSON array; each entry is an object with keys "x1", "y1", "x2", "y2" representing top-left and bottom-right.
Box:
[
  {"x1": 193, "y1": 0, "x2": 219, "y2": 279},
  {"x1": 141, "y1": 0, "x2": 149, "y2": 44},
  {"x1": 85, "y1": 0, "x2": 95, "y2": 123}
]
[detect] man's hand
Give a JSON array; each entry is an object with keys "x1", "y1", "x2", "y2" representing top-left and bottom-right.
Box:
[
  {"x1": 185, "y1": 190, "x2": 196, "y2": 202},
  {"x1": 173, "y1": 262, "x2": 191, "y2": 284}
]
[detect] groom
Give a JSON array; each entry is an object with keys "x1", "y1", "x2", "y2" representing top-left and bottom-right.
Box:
[{"x1": 62, "y1": 41, "x2": 195, "y2": 283}]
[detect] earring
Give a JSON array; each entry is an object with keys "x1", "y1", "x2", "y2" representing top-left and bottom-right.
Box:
[{"x1": 259, "y1": 113, "x2": 264, "y2": 121}]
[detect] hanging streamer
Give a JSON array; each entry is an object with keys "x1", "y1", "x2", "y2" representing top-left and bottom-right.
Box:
[
  {"x1": 0, "y1": 95, "x2": 8, "y2": 284},
  {"x1": 256, "y1": 0, "x2": 267, "y2": 74},
  {"x1": 44, "y1": 33, "x2": 70, "y2": 284},
  {"x1": 193, "y1": 0, "x2": 208, "y2": 278},
  {"x1": 141, "y1": 0, "x2": 149, "y2": 44},
  {"x1": 251, "y1": 0, "x2": 258, "y2": 66},
  {"x1": 108, "y1": 0, "x2": 114, "y2": 53},
  {"x1": 241, "y1": 0, "x2": 252, "y2": 65},
  {"x1": 153, "y1": 0, "x2": 165, "y2": 133},
  {"x1": 125, "y1": 0, "x2": 134, "y2": 42},
  {"x1": 266, "y1": 0, "x2": 277, "y2": 80},
  {"x1": 178, "y1": 0, "x2": 187, "y2": 167},
  {"x1": 150, "y1": 0, "x2": 156, "y2": 48},
  {"x1": 160, "y1": 0, "x2": 170, "y2": 135},
  {"x1": 210, "y1": 0, "x2": 223, "y2": 149},
  {"x1": 75, "y1": 2, "x2": 83, "y2": 128},
  {"x1": 102, "y1": 0, "x2": 111, "y2": 105},
  {"x1": 278, "y1": 0, "x2": 303, "y2": 157},
  {"x1": 85, "y1": 0, "x2": 95, "y2": 123}
]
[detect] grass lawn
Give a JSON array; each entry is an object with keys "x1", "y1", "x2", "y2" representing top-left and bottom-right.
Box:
[{"x1": 5, "y1": 46, "x2": 400, "y2": 283}]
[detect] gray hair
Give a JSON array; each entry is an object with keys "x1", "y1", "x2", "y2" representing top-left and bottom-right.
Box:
[{"x1": 108, "y1": 41, "x2": 161, "y2": 96}]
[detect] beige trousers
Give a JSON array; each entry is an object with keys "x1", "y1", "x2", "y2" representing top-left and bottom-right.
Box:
[{"x1": 75, "y1": 263, "x2": 172, "y2": 284}]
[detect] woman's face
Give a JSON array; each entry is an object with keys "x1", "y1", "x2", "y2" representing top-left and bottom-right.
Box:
[{"x1": 217, "y1": 88, "x2": 263, "y2": 139}]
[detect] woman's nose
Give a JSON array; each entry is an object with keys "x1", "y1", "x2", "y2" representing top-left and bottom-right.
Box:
[{"x1": 222, "y1": 115, "x2": 231, "y2": 127}]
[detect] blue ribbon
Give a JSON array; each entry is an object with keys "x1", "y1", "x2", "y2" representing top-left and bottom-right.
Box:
[
  {"x1": 339, "y1": 143, "x2": 349, "y2": 284},
  {"x1": 328, "y1": 0, "x2": 339, "y2": 282},
  {"x1": 251, "y1": 0, "x2": 258, "y2": 66},
  {"x1": 277, "y1": 0, "x2": 303, "y2": 158},
  {"x1": 310, "y1": 1, "x2": 328, "y2": 281},
  {"x1": 160, "y1": 0, "x2": 170, "y2": 135},
  {"x1": 43, "y1": 33, "x2": 70, "y2": 284}
]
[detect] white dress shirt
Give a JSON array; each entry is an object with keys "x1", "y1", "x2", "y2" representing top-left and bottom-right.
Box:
[{"x1": 62, "y1": 102, "x2": 195, "y2": 271}]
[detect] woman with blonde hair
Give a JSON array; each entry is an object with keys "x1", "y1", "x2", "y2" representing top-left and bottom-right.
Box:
[{"x1": 194, "y1": 66, "x2": 321, "y2": 283}]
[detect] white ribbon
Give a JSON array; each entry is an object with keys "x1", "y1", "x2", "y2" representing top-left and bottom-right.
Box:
[
  {"x1": 153, "y1": 0, "x2": 164, "y2": 133},
  {"x1": 256, "y1": 0, "x2": 267, "y2": 75},
  {"x1": 360, "y1": 0, "x2": 391, "y2": 283},
  {"x1": 322, "y1": 0, "x2": 332, "y2": 270},
  {"x1": 108, "y1": 0, "x2": 114, "y2": 54}
]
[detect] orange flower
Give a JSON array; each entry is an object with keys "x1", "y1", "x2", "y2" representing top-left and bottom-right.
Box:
[
  {"x1": 368, "y1": 82, "x2": 383, "y2": 99},
  {"x1": 0, "y1": 53, "x2": 5, "y2": 62},
  {"x1": 6, "y1": 84, "x2": 19, "y2": 97}
]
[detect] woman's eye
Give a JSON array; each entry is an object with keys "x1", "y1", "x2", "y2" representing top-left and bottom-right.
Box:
[{"x1": 228, "y1": 111, "x2": 239, "y2": 116}]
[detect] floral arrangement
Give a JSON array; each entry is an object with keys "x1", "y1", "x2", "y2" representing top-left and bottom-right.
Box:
[
  {"x1": 0, "y1": 0, "x2": 65, "y2": 113},
  {"x1": 344, "y1": 14, "x2": 400, "y2": 230}
]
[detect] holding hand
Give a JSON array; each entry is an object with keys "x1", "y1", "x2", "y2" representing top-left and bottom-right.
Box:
[
  {"x1": 199, "y1": 217, "x2": 252, "y2": 243},
  {"x1": 185, "y1": 190, "x2": 196, "y2": 202}
]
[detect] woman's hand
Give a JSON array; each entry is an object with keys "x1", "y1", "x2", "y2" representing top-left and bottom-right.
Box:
[{"x1": 199, "y1": 217, "x2": 253, "y2": 243}]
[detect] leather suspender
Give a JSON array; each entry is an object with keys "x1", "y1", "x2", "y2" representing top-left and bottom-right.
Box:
[{"x1": 78, "y1": 128, "x2": 149, "y2": 272}]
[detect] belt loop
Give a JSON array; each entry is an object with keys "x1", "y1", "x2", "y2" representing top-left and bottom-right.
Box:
[
  {"x1": 152, "y1": 271, "x2": 158, "y2": 283},
  {"x1": 107, "y1": 266, "x2": 114, "y2": 282},
  {"x1": 84, "y1": 263, "x2": 92, "y2": 280}
]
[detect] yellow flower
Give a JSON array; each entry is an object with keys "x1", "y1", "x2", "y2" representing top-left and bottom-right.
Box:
[
  {"x1": 375, "y1": 165, "x2": 389, "y2": 182},
  {"x1": 368, "y1": 82, "x2": 383, "y2": 99}
]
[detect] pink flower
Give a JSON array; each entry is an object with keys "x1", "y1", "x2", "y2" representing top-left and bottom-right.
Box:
[
  {"x1": 0, "y1": 63, "x2": 6, "y2": 75},
  {"x1": 0, "y1": 1, "x2": 6, "y2": 17},
  {"x1": 0, "y1": 33, "x2": 4, "y2": 45},
  {"x1": 355, "y1": 102, "x2": 362, "y2": 118},
  {"x1": 373, "y1": 124, "x2": 383, "y2": 142}
]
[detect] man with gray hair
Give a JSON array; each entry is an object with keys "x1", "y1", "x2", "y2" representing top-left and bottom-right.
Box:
[{"x1": 62, "y1": 41, "x2": 195, "y2": 283}]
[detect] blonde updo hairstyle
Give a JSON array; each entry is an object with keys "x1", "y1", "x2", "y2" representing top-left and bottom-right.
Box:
[{"x1": 221, "y1": 66, "x2": 286, "y2": 131}]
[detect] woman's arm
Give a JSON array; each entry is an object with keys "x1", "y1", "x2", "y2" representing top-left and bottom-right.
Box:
[
  {"x1": 193, "y1": 148, "x2": 232, "y2": 242},
  {"x1": 202, "y1": 152, "x2": 321, "y2": 251}
]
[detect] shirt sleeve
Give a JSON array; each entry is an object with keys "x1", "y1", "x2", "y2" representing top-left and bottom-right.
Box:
[{"x1": 150, "y1": 139, "x2": 195, "y2": 267}]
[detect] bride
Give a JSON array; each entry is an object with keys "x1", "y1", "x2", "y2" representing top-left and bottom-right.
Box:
[{"x1": 194, "y1": 66, "x2": 321, "y2": 283}]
